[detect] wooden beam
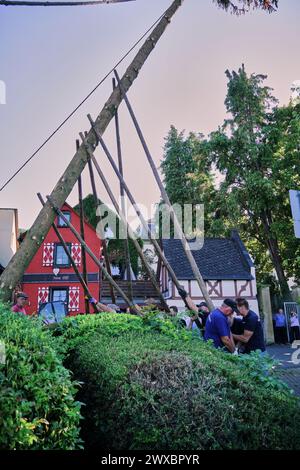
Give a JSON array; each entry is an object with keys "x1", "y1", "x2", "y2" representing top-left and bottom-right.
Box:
[
  {"x1": 86, "y1": 115, "x2": 190, "y2": 308},
  {"x1": 46, "y1": 195, "x2": 141, "y2": 315},
  {"x1": 0, "y1": 0, "x2": 184, "y2": 302},
  {"x1": 114, "y1": 69, "x2": 214, "y2": 311},
  {"x1": 37, "y1": 193, "x2": 98, "y2": 313},
  {"x1": 80, "y1": 135, "x2": 170, "y2": 311}
]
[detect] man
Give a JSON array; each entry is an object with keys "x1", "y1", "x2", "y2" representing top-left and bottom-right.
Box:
[
  {"x1": 197, "y1": 302, "x2": 210, "y2": 329},
  {"x1": 233, "y1": 298, "x2": 266, "y2": 354},
  {"x1": 204, "y1": 299, "x2": 237, "y2": 352},
  {"x1": 177, "y1": 288, "x2": 207, "y2": 335},
  {"x1": 274, "y1": 308, "x2": 287, "y2": 344},
  {"x1": 11, "y1": 292, "x2": 28, "y2": 315}
]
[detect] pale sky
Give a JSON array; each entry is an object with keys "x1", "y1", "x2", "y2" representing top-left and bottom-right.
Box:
[{"x1": 0, "y1": 0, "x2": 300, "y2": 229}]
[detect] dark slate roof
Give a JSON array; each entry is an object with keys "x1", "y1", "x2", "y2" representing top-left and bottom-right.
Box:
[{"x1": 162, "y1": 232, "x2": 253, "y2": 281}]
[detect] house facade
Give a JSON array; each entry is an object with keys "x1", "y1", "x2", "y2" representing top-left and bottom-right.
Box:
[
  {"x1": 160, "y1": 231, "x2": 258, "y2": 312},
  {"x1": 21, "y1": 203, "x2": 101, "y2": 315}
]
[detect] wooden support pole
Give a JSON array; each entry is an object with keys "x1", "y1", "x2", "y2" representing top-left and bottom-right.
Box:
[
  {"x1": 80, "y1": 135, "x2": 170, "y2": 311},
  {"x1": 0, "y1": 0, "x2": 184, "y2": 302},
  {"x1": 46, "y1": 195, "x2": 141, "y2": 315},
  {"x1": 87, "y1": 156, "x2": 116, "y2": 304},
  {"x1": 112, "y1": 77, "x2": 133, "y2": 301},
  {"x1": 113, "y1": 69, "x2": 214, "y2": 311},
  {"x1": 76, "y1": 140, "x2": 90, "y2": 313},
  {"x1": 37, "y1": 193, "x2": 98, "y2": 313},
  {"x1": 86, "y1": 116, "x2": 190, "y2": 308}
]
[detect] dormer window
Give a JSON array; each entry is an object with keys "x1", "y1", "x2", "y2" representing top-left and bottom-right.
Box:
[{"x1": 57, "y1": 211, "x2": 71, "y2": 228}]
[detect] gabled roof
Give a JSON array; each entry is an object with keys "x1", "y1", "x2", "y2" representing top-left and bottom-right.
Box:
[{"x1": 162, "y1": 231, "x2": 253, "y2": 281}]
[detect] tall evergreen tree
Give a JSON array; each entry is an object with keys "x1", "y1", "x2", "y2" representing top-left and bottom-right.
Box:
[{"x1": 206, "y1": 65, "x2": 300, "y2": 298}]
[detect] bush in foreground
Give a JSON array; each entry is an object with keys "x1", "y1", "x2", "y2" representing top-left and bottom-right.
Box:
[
  {"x1": 0, "y1": 303, "x2": 81, "y2": 449},
  {"x1": 58, "y1": 313, "x2": 300, "y2": 450}
]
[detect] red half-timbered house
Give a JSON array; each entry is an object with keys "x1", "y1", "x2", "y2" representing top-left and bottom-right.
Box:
[{"x1": 21, "y1": 203, "x2": 101, "y2": 315}]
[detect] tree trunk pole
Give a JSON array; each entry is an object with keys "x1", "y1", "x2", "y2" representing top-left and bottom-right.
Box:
[
  {"x1": 113, "y1": 69, "x2": 214, "y2": 311},
  {"x1": 0, "y1": 0, "x2": 184, "y2": 302},
  {"x1": 80, "y1": 136, "x2": 170, "y2": 311},
  {"x1": 112, "y1": 78, "x2": 133, "y2": 301},
  {"x1": 86, "y1": 116, "x2": 190, "y2": 308},
  {"x1": 87, "y1": 156, "x2": 116, "y2": 304},
  {"x1": 76, "y1": 140, "x2": 90, "y2": 313},
  {"x1": 37, "y1": 193, "x2": 98, "y2": 313}
]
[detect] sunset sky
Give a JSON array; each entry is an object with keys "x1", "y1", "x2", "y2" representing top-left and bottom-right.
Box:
[{"x1": 1, "y1": 0, "x2": 300, "y2": 229}]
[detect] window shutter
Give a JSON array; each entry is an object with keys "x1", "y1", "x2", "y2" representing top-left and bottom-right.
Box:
[
  {"x1": 71, "y1": 243, "x2": 81, "y2": 266},
  {"x1": 38, "y1": 287, "x2": 49, "y2": 305},
  {"x1": 42, "y1": 243, "x2": 54, "y2": 266},
  {"x1": 69, "y1": 287, "x2": 80, "y2": 312}
]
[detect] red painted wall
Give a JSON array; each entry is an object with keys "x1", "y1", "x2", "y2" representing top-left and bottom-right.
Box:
[{"x1": 22, "y1": 203, "x2": 101, "y2": 315}]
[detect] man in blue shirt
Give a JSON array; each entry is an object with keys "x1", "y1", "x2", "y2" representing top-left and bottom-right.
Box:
[
  {"x1": 204, "y1": 299, "x2": 237, "y2": 352},
  {"x1": 274, "y1": 308, "x2": 287, "y2": 344},
  {"x1": 232, "y1": 298, "x2": 266, "y2": 353}
]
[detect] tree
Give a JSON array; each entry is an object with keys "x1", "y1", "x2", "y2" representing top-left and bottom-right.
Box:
[
  {"x1": 214, "y1": 0, "x2": 278, "y2": 14},
  {"x1": 206, "y1": 65, "x2": 300, "y2": 298},
  {"x1": 160, "y1": 126, "x2": 216, "y2": 236}
]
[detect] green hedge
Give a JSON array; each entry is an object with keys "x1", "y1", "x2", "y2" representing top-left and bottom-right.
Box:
[
  {"x1": 58, "y1": 313, "x2": 300, "y2": 450},
  {"x1": 0, "y1": 303, "x2": 81, "y2": 450}
]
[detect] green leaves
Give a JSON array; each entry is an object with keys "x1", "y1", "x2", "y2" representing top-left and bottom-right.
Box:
[
  {"x1": 57, "y1": 312, "x2": 300, "y2": 450},
  {"x1": 0, "y1": 303, "x2": 81, "y2": 449}
]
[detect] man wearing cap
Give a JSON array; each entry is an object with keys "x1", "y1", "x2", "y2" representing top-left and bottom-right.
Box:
[
  {"x1": 204, "y1": 299, "x2": 237, "y2": 352},
  {"x1": 11, "y1": 292, "x2": 28, "y2": 315}
]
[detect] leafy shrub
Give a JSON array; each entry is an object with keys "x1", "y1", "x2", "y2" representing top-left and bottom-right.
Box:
[
  {"x1": 0, "y1": 302, "x2": 81, "y2": 449},
  {"x1": 58, "y1": 313, "x2": 300, "y2": 450}
]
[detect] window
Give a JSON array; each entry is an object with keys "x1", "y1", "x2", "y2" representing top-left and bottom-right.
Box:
[
  {"x1": 54, "y1": 243, "x2": 71, "y2": 267},
  {"x1": 57, "y1": 211, "x2": 71, "y2": 228},
  {"x1": 50, "y1": 287, "x2": 69, "y2": 304}
]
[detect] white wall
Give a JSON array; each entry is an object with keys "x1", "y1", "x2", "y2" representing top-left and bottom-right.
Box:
[{"x1": 0, "y1": 209, "x2": 18, "y2": 267}]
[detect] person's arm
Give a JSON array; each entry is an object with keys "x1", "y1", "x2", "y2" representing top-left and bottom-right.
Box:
[
  {"x1": 95, "y1": 302, "x2": 115, "y2": 313},
  {"x1": 220, "y1": 335, "x2": 235, "y2": 353},
  {"x1": 177, "y1": 287, "x2": 198, "y2": 314},
  {"x1": 233, "y1": 330, "x2": 254, "y2": 344}
]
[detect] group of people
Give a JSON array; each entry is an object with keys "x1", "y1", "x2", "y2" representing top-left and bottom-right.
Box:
[
  {"x1": 10, "y1": 289, "x2": 300, "y2": 354},
  {"x1": 273, "y1": 308, "x2": 300, "y2": 344},
  {"x1": 175, "y1": 288, "x2": 266, "y2": 354}
]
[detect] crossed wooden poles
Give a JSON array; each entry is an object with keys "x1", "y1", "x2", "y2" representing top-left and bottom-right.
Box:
[
  {"x1": 39, "y1": 68, "x2": 214, "y2": 314},
  {"x1": 0, "y1": 0, "x2": 214, "y2": 312}
]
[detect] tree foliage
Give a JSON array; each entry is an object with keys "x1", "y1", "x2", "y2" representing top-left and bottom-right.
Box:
[
  {"x1": 206, "y1": 66, "x2": 300, "y2": 296},
  {"x1": 214, "y1": 0, "x2": 278, "y2": 14}
]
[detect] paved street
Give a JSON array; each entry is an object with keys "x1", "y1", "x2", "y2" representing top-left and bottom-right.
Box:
[{"x1": 267, "y1": 344, "x2": 300, "y2": 397}]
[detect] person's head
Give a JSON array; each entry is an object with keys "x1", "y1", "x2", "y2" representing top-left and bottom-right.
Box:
[
  {"x1": 291, "y1": 311, "x2": 297, "y2": 317},
  {"x1": 16, "y1": 292, "x2": 28, "y2": 307},
  {"x1": 169, "y1": 305, "x2": 178, "y2": 317},
  {"x1": 220, "y1": 298, "x2": 238, "y2": 316},
  {"x1": 236, "y1": 297, "x2": 249, "y2": 317},
  {"x1": 197, "y1": 301, "x2": 209, "y2": 313},
  {"x1": 278, "y1": 308, "x2": 284, "y2": 315}
]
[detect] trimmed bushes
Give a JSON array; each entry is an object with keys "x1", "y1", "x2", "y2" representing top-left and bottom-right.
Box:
[
  {"x1": 59, "y1": 313, "x2": 300, "y2": 450},
  {"x1": 0, "y1": 303, "x2": 81, "y2": 450}
]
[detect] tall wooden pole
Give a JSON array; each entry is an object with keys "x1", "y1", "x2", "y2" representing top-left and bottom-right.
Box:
[
  {"x1": 0, "y1": 0, "x2": 184, "y2": 302},
  {"x1": 76, "y1": 140, "x2": 90, "y2": 313},
  {"x1": 87, "y1": 156, "x2": 116, "y2": 304},
  {"x1": 80, "y1": 135, "x2": 170, "y2": 311},
  {"x1": 46, "y1": 195, "x2": 141, "y2": 315},
  {"x1": 112, "y1": 78, "x2": 133, "y2": 301},
  {"x1": 86, "y1": 115, "x2": 190, "y2": 308},
  {"x1": 37, "y1": 193, "x2": 98, "y2": 313},
  {"x1": 114, "y1": 69, "x2": 214, "y2": 311}
]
